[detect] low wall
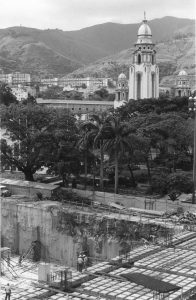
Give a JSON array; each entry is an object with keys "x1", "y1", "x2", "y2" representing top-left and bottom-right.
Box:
[
  {"x1": 71, "y1": 189, "x2": 147, "y2": 209},
  {"x1": 0, "y1": 178, "x2": 59, "y2": 198},
  {"x1": 71, "y1": 189, "x2": 196, "y2": 213},
  {"x1": 1, "y1": 199, "x2": 120, "y2": 267}
]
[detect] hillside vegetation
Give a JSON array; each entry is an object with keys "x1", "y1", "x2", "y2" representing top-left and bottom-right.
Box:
[
  {"x1": 0, "y1": 16, "x2": 194, "y2": 80},
  {"x1": 68, "y1": 37, "x2": 195, "y2": 87}
]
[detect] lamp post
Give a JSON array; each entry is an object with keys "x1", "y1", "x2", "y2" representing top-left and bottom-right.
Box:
[{"x1": 188, "y1": 96, "x2": 196, "y2": 204}]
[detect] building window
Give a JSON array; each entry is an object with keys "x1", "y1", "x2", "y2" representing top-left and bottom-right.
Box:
[
  {"x1": 86, "y1": 108, "x2": 88, "y2": 111},
  {"x1": 152, "y1": 55, "x2": 155, "y2": 65},
  {"x1": 72, "y1": 108, "x2": 74, "y2": 110},
  {"x1": 122, "y1": 84, "x2": 124, "y2": 87},
  {"x1": 152, "y1": 73, "x2": 155, "y2": 98},
  {"x1": 138, "y1": 54, "x2": 141, "y2": 64},
  {"x1": 137, "y1": 73, "x2": 141, "y2": 100},
  {"x1": 79, "y1": 108, "x2": 81, "y2": 110}
]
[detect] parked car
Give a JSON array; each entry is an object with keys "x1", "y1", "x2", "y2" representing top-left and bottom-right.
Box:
[{"x1": 0, "y1": 185, "x2": 11, "y2": 197}]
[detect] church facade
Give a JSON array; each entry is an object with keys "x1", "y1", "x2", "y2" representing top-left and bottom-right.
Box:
[
  {"x1": 114, "y1": 73, "x2": 129, "y2": 109},
  {"x1": 175, "y1": 70, "x2": 191, "y2": 97},
  {"x1": 128, "y1": 14, "x2": 159, "y2": 100}
]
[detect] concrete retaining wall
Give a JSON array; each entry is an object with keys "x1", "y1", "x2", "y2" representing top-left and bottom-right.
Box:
[{"x1": 1, "y1": 199, "x2": 120, "y2": 267}]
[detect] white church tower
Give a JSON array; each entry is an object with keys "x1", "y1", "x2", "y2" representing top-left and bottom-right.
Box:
[{"x1": 129, "y1": 13, "x2": 159, "y2": 100}]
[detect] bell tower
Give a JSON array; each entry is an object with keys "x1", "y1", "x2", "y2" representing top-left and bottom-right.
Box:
[
  {"x1": 114, "y1": 73, "x2": 129, "y2": 109},
  {"x1": 129, "y1": 13, "x2": 159, "y2": 100}
]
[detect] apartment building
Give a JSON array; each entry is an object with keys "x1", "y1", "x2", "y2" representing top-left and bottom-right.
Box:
[{"x1": 0, "y1": 72, "x2": 31, "y2": 85}]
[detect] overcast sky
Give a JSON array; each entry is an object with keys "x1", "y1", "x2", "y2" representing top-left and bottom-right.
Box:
[{"x1": 1, "y1": 0, "x2": 195, "y2": 31}]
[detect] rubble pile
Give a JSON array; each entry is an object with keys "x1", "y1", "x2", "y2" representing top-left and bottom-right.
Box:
[{"x1": 163, "y1": 211, "x2": 196, "y2": 224}]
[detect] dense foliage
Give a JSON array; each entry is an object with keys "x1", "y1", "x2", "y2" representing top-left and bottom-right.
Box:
[
  {"x1": 0, "y1": 82, "x2": 17, "y2": 106},
  {"x1": 0, "y1": 96, "x2": 194, "y2": 198}
]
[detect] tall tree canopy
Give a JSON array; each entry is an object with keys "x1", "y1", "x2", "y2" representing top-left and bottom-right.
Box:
[
  {"x1": 1, "y1": 104, "x2": 56, "y2": 180},
  {"x1": 116, "y1": 97, "x2": 189, "y2": 118},
  {"x1": 0, "y1": 83, "x2": 17, "y2": 106}
]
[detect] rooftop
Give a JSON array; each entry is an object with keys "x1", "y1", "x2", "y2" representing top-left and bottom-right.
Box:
[
  {"x1": 0, "y1": 178, "x2": 59, "y2": 191},
  {"x1": 36, "y1": 99, "x2": 113, "y2": 105}
]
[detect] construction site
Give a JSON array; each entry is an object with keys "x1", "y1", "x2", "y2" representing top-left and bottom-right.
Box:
[{"x1": 1, "y1": 178, "x2": 196, "y2": 300}]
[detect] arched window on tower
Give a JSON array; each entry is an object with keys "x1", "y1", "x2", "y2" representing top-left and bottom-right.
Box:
[
  {"x1": 152, "y1": 73, "x2": 155, "y2": 98},
  {"x1": 152, "y1": 55, "x2": 155, "y2": 65},
  {"x1": 137, "y1": 73, "x2": 141, "y2": 99},
  {"x1": 138, "y1": 54, "x2": 141, "y2": 64}
]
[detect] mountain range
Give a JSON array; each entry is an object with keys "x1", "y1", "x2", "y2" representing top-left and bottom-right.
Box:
[{"x1": 0, "y1": 16, "x2": 194, "y2": 83}]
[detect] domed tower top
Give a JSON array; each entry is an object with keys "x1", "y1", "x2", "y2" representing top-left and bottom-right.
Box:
[
  {"x1": 136, "y1": 12, "x2": 153, "y2": 44},
  {"x1": 178, "y1": 70, "x2": 188, "y2": 76},
  {"x1": 118, "y1": 73, "x2": 126, "y2": 80}
]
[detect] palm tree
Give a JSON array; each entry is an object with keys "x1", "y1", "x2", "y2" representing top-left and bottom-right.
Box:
[
  {"x1": 77, "y1": 122, "x2": 93, "y2": 189},
  {"x1": 78, "y1": 112, "x2": 108, "y2": 191},
  {"x1": 102, "y1": 115, "x2": 133, "y2": 194},
  {"x1": 90, "y1": 112, "x2": 108, "y2": 190}
]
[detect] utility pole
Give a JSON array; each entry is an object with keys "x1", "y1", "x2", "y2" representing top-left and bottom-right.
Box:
[{"x1": 189, "y1": 96, "x2": 196, "y2": 204}]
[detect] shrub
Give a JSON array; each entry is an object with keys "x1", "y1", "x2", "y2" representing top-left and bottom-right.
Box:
[
  {"x1": 118, "y1": 176, "x2": 137, "y2": 187},
  {"x1": 149, "y1": 172, "x2": 193, "y2": 196},
  {"x1": 150, "y1": 173, "x2": 168, "y2": 195},
  {"x1": 167, "y1": 173, "x2": 193, "y2": 194},
  {"x1": 133, "y1": 170, "x2": 149, "y2": 183},
  {"x1": 51, "y1": 189, "x2": 92, "y2": 206}
]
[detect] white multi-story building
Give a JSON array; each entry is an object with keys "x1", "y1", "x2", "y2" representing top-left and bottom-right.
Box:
[
  {"x1": 12, "y1": 72, "x2": 31, "y2": 85},
  {"x1": 129, "y1": 13, "x2": 159, "y2": 100},
  {"x1": 0, "y1": 72, "x2": 31, "y2": 85},
  {"x1": 0, "y1": 73, "x2": 13, "y2": 84},
  {"x1": 11, "y1": 85, "x2": 28, "y2": 101},
  {"x1": 59, "y1": 77, "x2": 110, "y2": 88},
  {"x1": 40, "y1": 77, "x2": 59, "y2": 86}
]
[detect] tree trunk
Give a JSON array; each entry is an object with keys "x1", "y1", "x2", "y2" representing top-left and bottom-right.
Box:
[
  {"x1": 100, "y1": 142, "x2": 104, "y2": 191},
  {"x1": 146, "y1": 158, "x2": 151, "y2": 185},
  {"x1": 24, "y1": 169, "x2": 34, "y2": 181},
  {"x1": 114, "y1": 149, "x2": 119, "y2": 194},
  {"x1": 84, "y1": 151, "x2": 88, "y2": 189},
  {"x1": 127, "y1": 164, "x2": 136, "y2": 187}
]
